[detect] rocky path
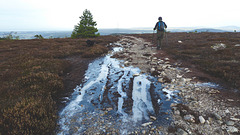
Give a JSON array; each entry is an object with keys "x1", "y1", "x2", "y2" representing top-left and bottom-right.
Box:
[
  {"x1": 58, "y1": 35, "x2": 239, "y2": 135},
  {"x1": 113, "y1": 35, "x2": 240, "y2": 135}
]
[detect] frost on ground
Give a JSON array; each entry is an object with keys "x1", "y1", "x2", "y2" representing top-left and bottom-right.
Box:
[{"x1": 211, "y1": 43, "x2": 226, "y2": 51}]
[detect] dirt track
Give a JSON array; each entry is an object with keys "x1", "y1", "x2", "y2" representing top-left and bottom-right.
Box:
[{"x1": 113, "y1": 35, "x2": 240, "y2": 135}]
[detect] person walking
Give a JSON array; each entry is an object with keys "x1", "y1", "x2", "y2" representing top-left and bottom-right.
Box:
[{"x1": 153, "y1": 17, "x2": 167, "y2": 50}]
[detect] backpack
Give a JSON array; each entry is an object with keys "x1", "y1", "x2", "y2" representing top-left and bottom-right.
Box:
[{"x1": 158, "y1": 21, "x2": 165, "y2": 31}]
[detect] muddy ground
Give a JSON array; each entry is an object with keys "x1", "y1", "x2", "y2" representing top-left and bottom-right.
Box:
[{"x1": 59, "y1": 57, "x2": 94, "y2": 110}]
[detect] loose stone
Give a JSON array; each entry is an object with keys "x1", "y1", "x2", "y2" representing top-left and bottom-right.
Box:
[
  {"x1": 226, "y1": 121, "x2": 235, "y2": 126},
  {"x1": 227, "y1": 99, "x2": 234, "y2": 102},
  {"x1": 176, "y1": 128, "x2": 188, "y2": 135},
  {"x1": 150, "y1": 116, "x2": 157, "y2": 121},
  {"x1": 150, "y1": 68, "x2": 156, "y2": 72},
  {"x1": 184, "y1": 114, "x2": 195, "y2": 123},
  {"x1": 142, "y1": 130, "x2": 146, "y2": 134},
  {"x1": 174, "y1": 110, "x2": 181, "y2": 115},
  {"x1": 133, "y1": 73, "x2": 140, "y2": 77},
  {"x1": 213, "y1": 113, "x2": 222, "y2": 120},
  {"x1": 141, "y1": 122, "x2": 153, "y2": 127},
  {"x1": 164, "y1": 58, "x2": 170, "y2": 61},
  {"x1": 199, "y1": 116, "x2": 205, "y2": 124},
  {"x1": 170, "y1": 103, "x2": 178, "y2": 107},
  {"x1": 124, "y1": 61, "x2": 129, "y2": 66},
  {"x1": 230, "y1": 117, "x2": 240, "y2": 121},
  {"x1": 225, "y1": 109, "x2": 230, "y2": 114},
  {"x1": 227, "y1": 126, "x2": 239, "y2": 133}
]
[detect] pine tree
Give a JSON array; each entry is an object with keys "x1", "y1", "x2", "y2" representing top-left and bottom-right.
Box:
[{"x1": 71, "y1": 9, "x2": 100, "y2": 38}]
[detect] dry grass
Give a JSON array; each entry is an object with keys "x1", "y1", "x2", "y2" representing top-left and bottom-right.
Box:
[{"x1": 0, "y1": 36, "x2": 119, "y2": 134}]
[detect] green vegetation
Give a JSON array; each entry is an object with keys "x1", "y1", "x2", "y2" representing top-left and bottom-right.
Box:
[
  {"x1": 71, "y1": 9, "x2": 99, "y2": 38},
  {"x1": 0, "y1": 36, "x2": 119, "y2": 134},
  {"x1": 34, "y1": 34, "x2": 44, "y2": 39}
]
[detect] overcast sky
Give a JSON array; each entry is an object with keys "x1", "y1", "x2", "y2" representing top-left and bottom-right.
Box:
[{"x1": 1, "y1": 0, "x2": 240, "y2": 31}]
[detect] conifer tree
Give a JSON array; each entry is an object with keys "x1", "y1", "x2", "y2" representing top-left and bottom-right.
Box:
[{"x1": 71, "y1": 9, "x2": 99, "y2": 38}]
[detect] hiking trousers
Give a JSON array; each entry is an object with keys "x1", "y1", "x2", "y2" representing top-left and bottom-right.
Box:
[{"x1": 156, "y1": 30, "x2": 164, "y2": 49}]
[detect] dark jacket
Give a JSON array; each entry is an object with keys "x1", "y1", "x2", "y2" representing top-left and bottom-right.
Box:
[{"x1": 154, "y1": 21, "x2": 167, "y2": 31}]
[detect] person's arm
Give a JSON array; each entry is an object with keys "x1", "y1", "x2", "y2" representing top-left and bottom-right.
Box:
[
  {"x1": 154, "y1": 22, "x2": 158, "y2": 30},
  {"x1": 164, "y1": 22, "x2": 167, "y2": 28}
]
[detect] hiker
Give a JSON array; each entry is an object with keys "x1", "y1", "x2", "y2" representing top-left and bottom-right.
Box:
[{"x1": 153, "y1": 17, "x2": 167, "y2": 49}]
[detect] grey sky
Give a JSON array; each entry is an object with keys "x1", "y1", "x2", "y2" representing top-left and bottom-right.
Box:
[{"x1": 1, "y1": 0, "x2": 240, "y2": 31}]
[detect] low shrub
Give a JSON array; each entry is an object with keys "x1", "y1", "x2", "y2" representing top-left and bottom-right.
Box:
[
  {"x1": 1, "y1": 95, "x2": 57, "y2": 134},
  {"x1": 82, "y1": 44, "x2": 108, "y2": 58},
  {"x1": 0, "y1": 35, "x2": 119, "y2": 134}
]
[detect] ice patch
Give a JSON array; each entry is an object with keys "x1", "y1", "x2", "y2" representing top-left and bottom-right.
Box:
[
  {"x1": 235, "y1": 44, "x2": 240, "y2": 47},
  {"x1": 162, "y1": 88, "x2": 175, "y2": 99},
  {"x1": 195, "y1": 82, "x2": 220, "y2": 89},
  {"x1": 211, "y1": 43, "x2": 226, "y2": 51},
  {"x1": 132, "y1": 75, "x2": 154, "y2": 122}
]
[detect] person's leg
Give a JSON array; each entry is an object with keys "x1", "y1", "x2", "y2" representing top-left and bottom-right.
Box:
[
  {"x1": 157, "y1": 39, "x2": 160, "y2": 49},
  {"x1": 157, "y1": 31, "x2": 161, "y2": 49},
  {"x1": 158, "y1": 31, "x2": 164, "y2": 49},
  {"x1": 157, "y1": 39, "x2": 162, "y2": 49}
]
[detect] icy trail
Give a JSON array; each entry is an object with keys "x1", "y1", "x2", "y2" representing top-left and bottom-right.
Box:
[{"x1": 57, "y1": 43, "x2": 179, "y2": 134}]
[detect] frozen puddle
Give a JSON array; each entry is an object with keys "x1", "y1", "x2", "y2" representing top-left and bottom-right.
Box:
[
  {"x1": 57, "y1": 47, "x2": 180, "y2": 134},
  {"x1": 195, "y1": 82, "x2": 220, "y2": 89}
]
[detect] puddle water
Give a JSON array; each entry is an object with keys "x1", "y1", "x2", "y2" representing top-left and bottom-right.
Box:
[{"x1": 57, "y1": 46, "x2": 180, "y2": 134}]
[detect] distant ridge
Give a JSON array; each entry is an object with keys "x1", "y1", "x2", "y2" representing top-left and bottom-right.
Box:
[
  {"x1": 191, "y1": 28, "x2": 228, "y2": 33},
  {"x1": 1, "y1": 26, "x2": 239, "y2": 39}
]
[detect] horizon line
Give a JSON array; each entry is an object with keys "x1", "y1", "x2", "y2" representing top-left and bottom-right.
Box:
[{"x1": 1, "y1": 25, "x2": 240, "y2": 32}]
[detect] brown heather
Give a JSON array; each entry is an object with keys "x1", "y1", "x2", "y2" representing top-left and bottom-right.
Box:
[
  {"x1": 0, "y1": 36, "x2": 119, "y2": 134},
  {"x1": 135, "y1": 32, "x2": 240, "y2": 90}
]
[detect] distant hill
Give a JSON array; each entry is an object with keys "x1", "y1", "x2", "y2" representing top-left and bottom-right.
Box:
[
  {"x1": 1, "y1": 26, "x2": 239, "y2": 39},
  {"x1": 218, "y1": 26, "x2": 240, "y2": 31},
  {"x1": 192, "y1": 28, "x2": 228, "y2": 32},
  {"x1": 0, "y1": 31, "x2": 72, "y2": 39},
  {"x1": 98, "y1": 29, "x2": 152, "y2": 35}
]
